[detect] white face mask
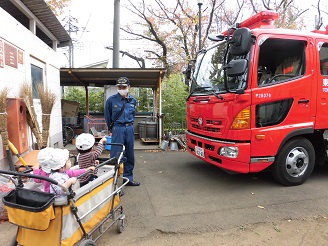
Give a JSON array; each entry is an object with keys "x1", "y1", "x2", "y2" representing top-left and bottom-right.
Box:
[{"x1": 118, "y1": 89, "x2": 129, "y2": 96}]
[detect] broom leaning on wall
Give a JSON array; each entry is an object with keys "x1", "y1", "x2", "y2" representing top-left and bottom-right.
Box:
[
  {"x1": 19, "y1": 83, "x2": 42, "y2": 150},
  {"x1": 37, "y1": 84, "x2": 56, "y2": 148},
  {"x1": 0, "y1": 87, "x2": 15, "y2": 171}
]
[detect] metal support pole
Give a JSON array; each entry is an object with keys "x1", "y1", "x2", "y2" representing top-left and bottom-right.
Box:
[
  {"x1": 198, "y1": 1, "x2": 203, "y2": 51},
  {"x1": 113, "y1": 0, "x2": 120, "y2": 68}
]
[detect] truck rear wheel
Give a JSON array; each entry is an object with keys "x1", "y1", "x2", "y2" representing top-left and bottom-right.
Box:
[{"x1": 272, "y1": 137, "x2": 315, "y2": 186}]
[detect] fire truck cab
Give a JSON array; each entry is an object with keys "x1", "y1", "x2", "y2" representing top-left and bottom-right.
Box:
[{"x1": 186, "y1": 10, "x2": 328, "y2": 186}]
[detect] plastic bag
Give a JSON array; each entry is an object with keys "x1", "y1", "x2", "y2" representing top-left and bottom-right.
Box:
[{"x1": 0, "y1": 180, "x2": 15, "y2": 221}]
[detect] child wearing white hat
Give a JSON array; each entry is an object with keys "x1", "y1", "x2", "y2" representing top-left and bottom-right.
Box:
[
  {"x1": 75, "y1": 133, "x2": 107, "y2": 187},
  {"x1": 44, "y1": 148, "x2": 95, "y2": 196},
  {"x1": 33, "y1": 147, "x2": 55, "y2": 192}
]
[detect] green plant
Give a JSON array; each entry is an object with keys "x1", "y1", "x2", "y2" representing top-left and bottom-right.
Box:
[{"x1": 62, "y1": 86, "x2": 104, "y2": 112}]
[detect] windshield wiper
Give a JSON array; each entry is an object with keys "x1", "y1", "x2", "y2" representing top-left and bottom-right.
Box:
[
  {"x1": 186, "y1": 87, "x2": 210, "y2": 101},
  {"x1": 186, "y1": 87, "x2": 224, "y2": 101},
  {"x1": 208, "y1": 90, "x2": 224, "y2": 100}
]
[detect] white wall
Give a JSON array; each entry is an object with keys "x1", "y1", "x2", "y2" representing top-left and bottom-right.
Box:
[{"x1": 0, "y1": 7, "x2": 64, "y2": 168}]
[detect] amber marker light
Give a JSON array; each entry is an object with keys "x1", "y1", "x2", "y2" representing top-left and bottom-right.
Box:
[
  {"x1": 231, "y1": 107, "x2": 251, "y2": 129},
  {"x1": 255, "y1": 134, "x2": 266, "y2": 140}
]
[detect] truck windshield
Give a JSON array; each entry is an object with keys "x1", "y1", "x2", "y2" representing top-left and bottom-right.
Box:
[{"x1": 191, "y1": 41, "x2": 249, "y2": 95}]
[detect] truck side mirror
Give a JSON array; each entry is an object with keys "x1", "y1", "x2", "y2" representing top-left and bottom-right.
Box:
[
  {"x1": 225, "y1": 59, "x2": 248, "y2": 77},
  {"x1": 230, "y1": 28, "x2": 252, "y2": 56},
  {"x1": 183, "y1": 63, "x2": 192, "y2": 80}
]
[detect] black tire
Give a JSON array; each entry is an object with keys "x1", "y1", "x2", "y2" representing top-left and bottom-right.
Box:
[
  {"x1": 117, "y1": 219, "x2": 125, "y2": 233},
  {"x1": 63, "y1": 125, "x2": 74, "y2": 146},
  {"x1": 271, "y1": 137, "x2": 315, "y2": 186},
  {"x1": 78, "y1": 239, "x2": 96, "y2": 246}
]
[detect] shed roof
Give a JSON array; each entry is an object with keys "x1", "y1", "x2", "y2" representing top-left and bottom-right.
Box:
[
  {"x1": 60, "y1": 68, "x2": 166, "y2": 89},
  {"x1": 0, "y1": 0, "x2": 71, "y2": 47}
]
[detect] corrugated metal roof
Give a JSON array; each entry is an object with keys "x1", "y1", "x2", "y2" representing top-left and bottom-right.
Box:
[
  {"x1": 60, "y1": 68, "x2": 166, "y2": 89},
  {"x1": 0, "y1": 0, "x2": 71, "y2": 47}
]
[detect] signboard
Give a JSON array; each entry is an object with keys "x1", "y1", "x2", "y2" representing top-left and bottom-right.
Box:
[
  {"x1": 0, "y1": 39, "x2": 3, "y2": 68},
  {"x1": 18, "y1": 50, "x2": 23, "y2": 64},
  {"x1": 4, "y1": 42, "x2": 17, "y2": 68}
]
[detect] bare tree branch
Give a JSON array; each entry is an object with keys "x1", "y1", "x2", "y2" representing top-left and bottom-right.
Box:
[{"x1": 105, "y1": 46, "x2": 146, "y2": 68}]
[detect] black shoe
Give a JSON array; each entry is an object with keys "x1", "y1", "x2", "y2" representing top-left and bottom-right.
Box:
[{"x1": 126, "y1": 180, "x2": 140, "y2": 186}]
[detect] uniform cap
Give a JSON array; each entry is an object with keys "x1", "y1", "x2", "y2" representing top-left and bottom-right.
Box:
[{"x1": 116, "y1": 77, "x2": 130, "y2": 86}]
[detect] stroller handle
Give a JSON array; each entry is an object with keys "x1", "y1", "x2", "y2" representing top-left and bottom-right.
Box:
[
  {"x1": 0, "y1": 169, "x2": 70, "y2": 195},
  {"x1": 76, "y1": 169, "x2": 93, "y2": 180},
  {"x1": 0, "y1": 169, "x2": 59, "y2": 185}
]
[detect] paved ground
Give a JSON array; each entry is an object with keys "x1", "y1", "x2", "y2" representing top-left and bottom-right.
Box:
[{"x1": 2, "y1": 148, "x2": 328, "y2": 245}]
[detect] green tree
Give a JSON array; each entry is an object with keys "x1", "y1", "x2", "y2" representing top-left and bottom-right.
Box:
[
  {"x1": 137, "y1": 88, "x2": 153, "y2": 112},
  {"x1": 62, "y1": 87, "x2": 104, "y2": 113},
  {"x1": 162, "y1": 74, "x2": 189, "y2": 130},
  {"x1": 129, "y1": 88, "x2": 153, "y2": 112}
]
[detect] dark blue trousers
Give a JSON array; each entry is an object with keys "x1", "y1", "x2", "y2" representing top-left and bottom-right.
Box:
[{"x1": 110, "y1": 124, "x2": 135, "y2": 181}]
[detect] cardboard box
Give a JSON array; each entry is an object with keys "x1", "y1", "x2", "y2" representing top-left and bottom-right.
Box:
[{"x1": 61, "y1": 99, "x2": 80, "y2": 117}]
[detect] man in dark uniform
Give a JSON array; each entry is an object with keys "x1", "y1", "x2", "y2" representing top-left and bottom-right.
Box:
[{"x1": 104, "y1": 77, "x2": 140, "y2": 186}]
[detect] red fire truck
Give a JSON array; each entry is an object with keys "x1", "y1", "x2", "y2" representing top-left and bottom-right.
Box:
[{"x1": 186, "y1": 10, "x2": 328, "y2": 186}]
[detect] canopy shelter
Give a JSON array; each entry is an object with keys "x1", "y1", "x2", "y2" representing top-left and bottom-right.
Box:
[{"x1": 60, "y1": 68, "x2": 166, "y2": 143}]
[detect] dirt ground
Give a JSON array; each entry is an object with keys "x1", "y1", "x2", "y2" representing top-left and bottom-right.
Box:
[
  {"x1": 2, "y1": 150, "x2": 328, "y2": 245},
  {"x1": 94, "y1": 215, "x2": 328, "y2": 246},
  {"x1": 2, "y1": 215, "x2": 328, "y2": 246}
]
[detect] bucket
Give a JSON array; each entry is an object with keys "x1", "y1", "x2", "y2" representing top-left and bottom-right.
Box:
[
  {"x1": 160, "y1": 140, "x2": 169, "y2": 151},
  {"x1": 105, "y1": 136, "x2": 112, "y2": 150},
  {"x1": 170, "y1": 141, "x2": 178, "y2": 151}
]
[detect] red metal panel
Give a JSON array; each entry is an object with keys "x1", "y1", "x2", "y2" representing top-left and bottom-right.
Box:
[{"x1": 6, "y1": 98, "x2": 28, "y2": 153}]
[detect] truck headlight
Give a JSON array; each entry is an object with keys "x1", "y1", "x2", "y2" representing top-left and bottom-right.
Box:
[{"x1": 219, "y1": 146, "x2": 239, "y2": 158}]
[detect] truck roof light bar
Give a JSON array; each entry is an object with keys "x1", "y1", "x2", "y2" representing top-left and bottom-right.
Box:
[
  {"x1": 222, "y1": 11, "x2": 278, "y2": 36},
  {"x1": 238, "y1": 10, "x2": 278, "y2": 29}
]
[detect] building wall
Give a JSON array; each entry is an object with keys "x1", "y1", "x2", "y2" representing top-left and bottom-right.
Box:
[{"x1": 0, "y1": 7, "x2": 63, "y2": 169}]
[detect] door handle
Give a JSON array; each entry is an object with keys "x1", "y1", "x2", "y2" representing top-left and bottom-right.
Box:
[
  {"x1": 298, "y1": 99, "x2": 309, "y2": 104},
  {"x1": 193, "y1": 98, "x2": 210, "y2": 102}
]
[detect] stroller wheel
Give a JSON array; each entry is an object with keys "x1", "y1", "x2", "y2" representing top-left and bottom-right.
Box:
[
  {"x1": 79, "y1": 239, "x2": 96, "y2": 246},
  {"x1": 117, "y1": 218, "x2": 125, "y2": 233}
]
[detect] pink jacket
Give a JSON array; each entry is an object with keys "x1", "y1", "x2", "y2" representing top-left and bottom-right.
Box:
[
  {"x1": 34, "y1": 168, "x2": 87, "y2": 192},
  {"x1": 33, "y1": 168, "x2": 50, "y2": 192}
]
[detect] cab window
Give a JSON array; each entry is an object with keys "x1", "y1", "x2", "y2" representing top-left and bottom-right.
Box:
[
  {"x1": 319, "y1": 43, "x2": 328, "y2": 76},
  {"x1": 257, "y1": 38, "x2": 306, "y2": 86}
]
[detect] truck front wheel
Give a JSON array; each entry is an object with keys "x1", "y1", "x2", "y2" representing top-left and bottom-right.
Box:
[{"x1": 272, "y1": 137, "x2": 315, "y2": 186}]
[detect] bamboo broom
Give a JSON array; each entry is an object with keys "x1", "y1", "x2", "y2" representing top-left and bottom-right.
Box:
[
  {"x1": 0, "y1": 87, "x2": 15, "y2": 170},
  {"x1": 37, "y1": 84, "x2": 57, "y2": 148},
  {"x1": 18, "y1": 83, "x2": 42, "y2": 149}
]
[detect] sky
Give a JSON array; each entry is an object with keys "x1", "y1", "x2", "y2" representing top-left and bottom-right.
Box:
[
  {"x1": 58, "y1": 0, "x2": 112, "y2": 67},
  {"x1": 58, "y1": 0, "x2": 138, "y2": 68},
  {"x1": 57, "y1": 0, "x2": 327, "y2": 68}
]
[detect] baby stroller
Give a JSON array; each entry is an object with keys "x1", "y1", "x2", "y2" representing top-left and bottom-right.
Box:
[{"x1": 1, "y1": 143, "x2": 128, "y2": 246}]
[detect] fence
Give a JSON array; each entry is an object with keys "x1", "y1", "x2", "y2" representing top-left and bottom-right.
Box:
[
  {"x1": 166, "y1": 121, "x2": 186, "y2": 135},
  {"x1": 84, "y1": 115, "x2": 108, "y2": 137}
]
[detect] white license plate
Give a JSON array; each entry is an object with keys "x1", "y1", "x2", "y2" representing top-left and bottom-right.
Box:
[{"x1": 195, "y1": 146, "x2": 205, "y2": 158}]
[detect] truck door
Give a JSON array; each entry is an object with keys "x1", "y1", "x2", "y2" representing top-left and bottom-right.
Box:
[
  {"x1": 314, "y1": 40, "x2": 328, "y2": 129},
  {"x1": 251, "y1": 35, "x2": 313, "y2": 157}
]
